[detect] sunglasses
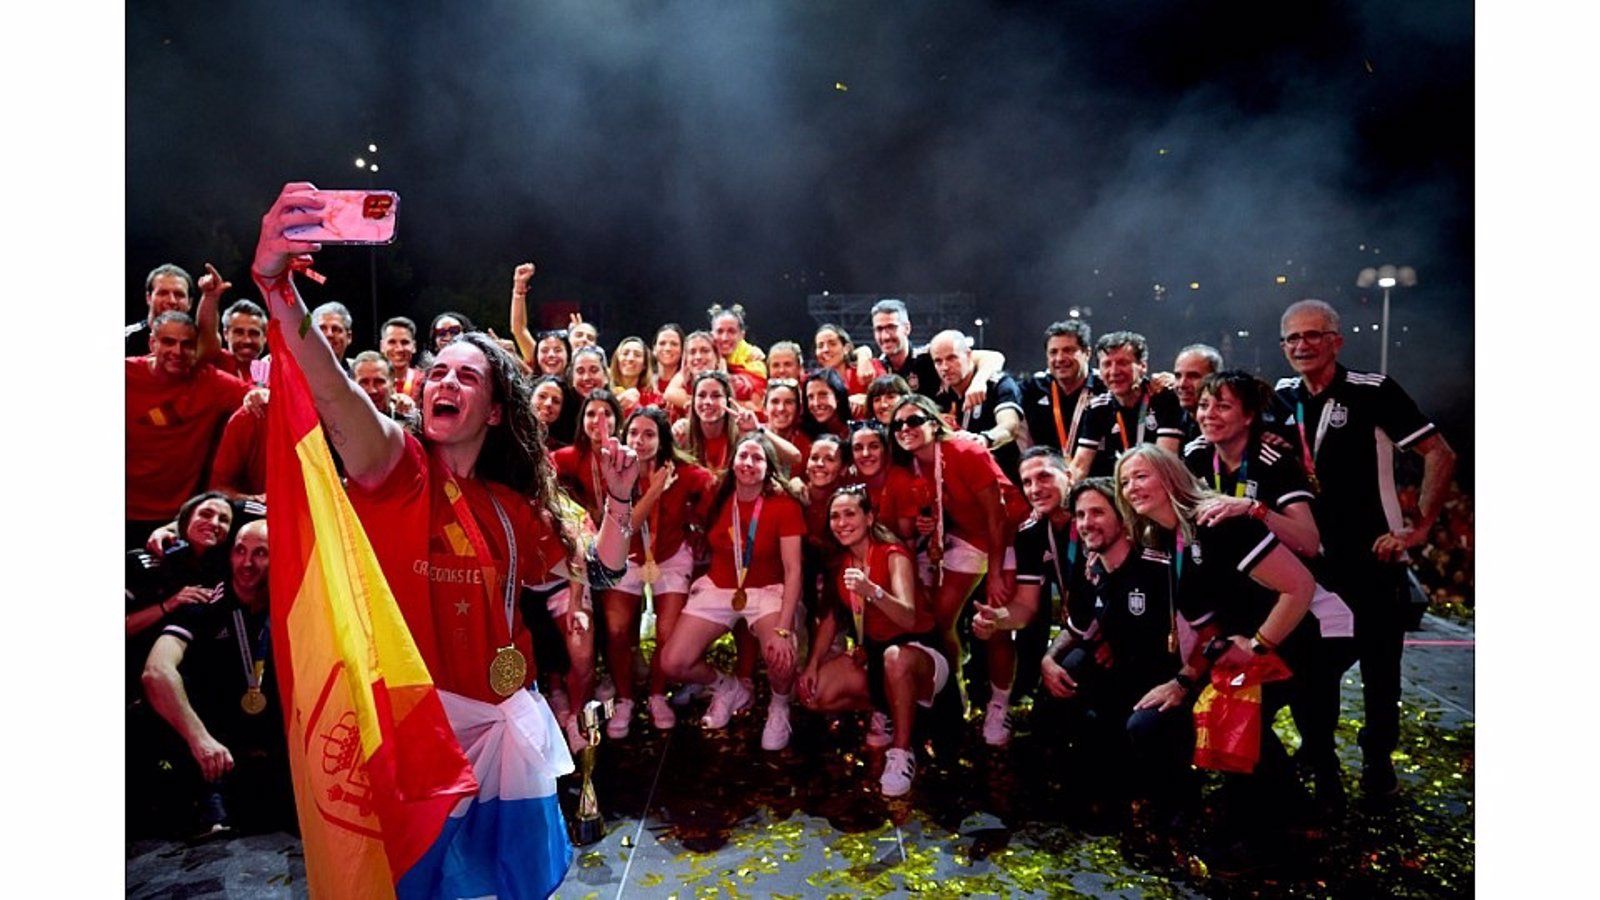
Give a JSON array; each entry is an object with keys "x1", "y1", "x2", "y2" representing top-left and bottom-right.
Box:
[
  {"x1": 537, "y1": 329, "x2": 569, "y2": 342},
  {"x1": 434, "y1": 325, "x2": 463, "y2": 338},
  {"x1": 889, "y1": 414, "x2": 932, "y2": 433}
]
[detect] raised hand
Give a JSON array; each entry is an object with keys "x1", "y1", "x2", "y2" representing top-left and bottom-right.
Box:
[{"x1": 253, "y1": 182, "x2": 326, "y2": 280}]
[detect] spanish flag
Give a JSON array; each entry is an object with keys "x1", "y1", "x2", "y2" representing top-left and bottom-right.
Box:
[{"x1": 267, "y1": 320, "x2": 478, "y2": 898}]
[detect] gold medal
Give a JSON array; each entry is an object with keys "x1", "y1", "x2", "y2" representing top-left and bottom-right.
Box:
[
  {"x1": 642, "y1": 558, "x2": 661, "y2": 584},
  {"x1": 488, "y1": 645, "x2": 529, "y2": 697},
  {"x1": 731, "y1": 587, "x2": 748, "y2": 610},
  {"x1": 240, "y1": 688, "x2": 267, "y2": 716}
]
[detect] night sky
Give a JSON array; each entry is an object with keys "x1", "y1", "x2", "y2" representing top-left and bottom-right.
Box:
[{"x1": 126, "y1": 0, "x2": 1474, "y2": 477}]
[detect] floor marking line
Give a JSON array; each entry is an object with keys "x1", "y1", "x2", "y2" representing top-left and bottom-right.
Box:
[{"x1": 615, "y1": 729, "x2": 674, "y2": 900}]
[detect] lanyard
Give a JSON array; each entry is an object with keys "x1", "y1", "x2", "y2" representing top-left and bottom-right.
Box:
[
  {"x1": 1051, "y1": 379, "x2": 1091, "y2": 451},
  {"x1": 232, "y1": 604, "x2": 269, "y2": 691},
  {"x1": 1115, "y1": 390, "x2": 1149, "y2": 451},
  {"x1": 730, "y1": 494, "x2": 764, "y2": 590},
  {"x1": 1042, "y1": 514, "x2": 1079, "y2": 593},
  {"x1": 442, "y1": 469, "x2": 519, "y2": 644},
  {"x1": 1295, "y1": 397, "x2": 1336, "y2": 486},
  {"x1": 1211, "y1": 451, "x2": 1250, "y2": 498}
]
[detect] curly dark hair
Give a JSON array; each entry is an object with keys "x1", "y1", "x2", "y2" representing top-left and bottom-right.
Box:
[{"x1": 455, "y1": 332, "x2": 576, "y2": 561}]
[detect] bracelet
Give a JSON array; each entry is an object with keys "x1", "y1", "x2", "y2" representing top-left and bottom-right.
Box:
[
  {"x1": 607, "y1": 490, "x2": 633, "y2": 505},
  {"x1": 1252, "y1": 630, "x2": 1278, "y2": 650}
]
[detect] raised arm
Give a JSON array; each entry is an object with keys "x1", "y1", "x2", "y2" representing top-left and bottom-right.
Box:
[
  {"x1": 510, "y1": 262, "x2": 538, "y2": 366},
  {"x1": 194, "y1": 262, "x2": 230, "y2": 364},
  {"x1": 250, "y1": 182, "x2": 405, "y2": 488}
]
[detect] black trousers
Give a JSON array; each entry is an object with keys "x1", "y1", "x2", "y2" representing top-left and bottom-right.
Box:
[{"x1": 1322, "y1": 559, "x2": 1409, "y2": 764}]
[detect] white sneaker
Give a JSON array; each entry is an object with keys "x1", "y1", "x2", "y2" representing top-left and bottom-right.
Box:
[
  {"x1": 982, "y1": 699, "x2": 1012, "y2": 746},
  {"x1": 866, "y1": 711, "x2": 893, "y2": 749},
  {"x1": 606, "y1": 698, "x2": 634, "y2": 739},
  {"x1": 761, "y1": 702, "x2": 793, "y2": 751},
  {"x1": 648, "y1": 694, "x2": 677, "y2": 730},
  {"x1": 595, "y1": 674, "x2": 616, "y2": 702},
  {"x1": 563, "y1": 714, "x2": 589, "y2": 753},
  {"x1": 881, "y1": 748, "x2": 916, "y2": 797},
  {"x1": 670, "y1": 682, "x2": 705, "y2": 708},
  {"x1": 700, "y1": 677, "x2": 753, "y2": 729}
]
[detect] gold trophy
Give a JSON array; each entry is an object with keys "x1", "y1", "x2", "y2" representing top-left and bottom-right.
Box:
[{"x1": 572, "y1": 698, "x2": 612, "y2": 846}]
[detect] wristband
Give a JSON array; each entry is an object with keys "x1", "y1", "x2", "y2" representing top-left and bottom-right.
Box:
[
  {"x1": 1174, "y1": 672, "x2": 1198, "y2": 692},
  {"x1": 1248, "y1": 500, "x2": 1268, "y2": 521},
  {"x1": 607, "y1": 490, "x2": 633, "y2": 505},
  {"x1": 1251, "y1": 631, "x2": 1277, "y2": 654},
  {"x1": 774, "y1": 628, "x2": 794, "y2": 640}
]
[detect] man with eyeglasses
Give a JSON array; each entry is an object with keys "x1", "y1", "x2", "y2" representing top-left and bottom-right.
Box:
[{"x1": 1273, "y1": 298, "x2": 1455, "y2": 805}]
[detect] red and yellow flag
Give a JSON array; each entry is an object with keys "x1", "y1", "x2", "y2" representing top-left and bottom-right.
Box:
[{"x1": 267, "y1": 320, "x2": 477, "y2": 898}]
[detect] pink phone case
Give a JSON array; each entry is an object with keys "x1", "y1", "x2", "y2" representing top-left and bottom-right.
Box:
[{"x1": 284, "y1": 190, "x2": 399, "y2": 245}]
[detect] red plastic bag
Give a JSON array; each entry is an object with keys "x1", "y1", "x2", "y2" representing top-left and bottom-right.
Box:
[{"x1": 1192, "y1": 653, "x2": 1293, "y2": 774}]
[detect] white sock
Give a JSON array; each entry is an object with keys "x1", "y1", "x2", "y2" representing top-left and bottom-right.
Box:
[
  {"x1": 990, "y1": 684, "x2": 1011, "y2": 708},
  {"x1": 713, "y1": 673, "x2": 734, "y2": 693},
  {"x1": 770, "y1": 690, "x2": 791, "y2": 710}
]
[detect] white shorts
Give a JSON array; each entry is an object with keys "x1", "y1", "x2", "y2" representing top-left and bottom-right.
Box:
[
  {"x1": 682, "y1": 576, "x2": 785, "y2": 629},
  {"x1": 899, "y1": 640, "x2": 951, "y2": 708},
  {"x1": 919, "y1": 535, "x2": 1017, "y2": 579},
  {"x1": 611, "y1": 543, "x2": 694, "y2": 597}
]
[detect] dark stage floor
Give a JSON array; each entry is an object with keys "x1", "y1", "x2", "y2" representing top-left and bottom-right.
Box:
[{"x1": 127, "y1": 612, "x2": 1474, "y2": 898}]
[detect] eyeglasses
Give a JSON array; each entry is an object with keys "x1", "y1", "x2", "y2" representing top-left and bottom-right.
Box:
[
  {"x1": 434, "y1": 325, "x2": 463, "y2": 338},
  {"x1": 1279, "y1": 330, "x2": 1337, "y2": 347},
  {"x1": 889, "y1": 414, "x2": 931, "y2": 433}
]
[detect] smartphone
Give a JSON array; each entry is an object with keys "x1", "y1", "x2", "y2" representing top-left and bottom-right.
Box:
[{"x1": 285, "y1": 190, "x2": 399, "y2": 245}]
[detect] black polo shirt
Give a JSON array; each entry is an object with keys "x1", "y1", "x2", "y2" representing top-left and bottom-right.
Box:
[
  {"x1": 1078, "y1": 547, "x2": 1182, "y2": 693},
  {"x1": 1014, "y1": 512, "x2": 1090, "y2": 626},
  {"x1": 160, "y1": 586, "x2": 282, "y2": 744},
  {"x1": 932, "y1": 371, "x2": 1026, "y2": 485},
  {"x1": 1074, "y1": 380, "x2": 1187, "y2": 478},
  {"x1": 1181, "y1": 436, "x2": 1316, "y2": 513},
  {"x1": 1273, "y1": 365, "x2": 1438, "y2": 563},
  {"x1": 1018, "y1": 371, "x2": 1105, "y2": 454},
  {"x1": 879, "y1": 346, "x2": 940, "y2": 396}
]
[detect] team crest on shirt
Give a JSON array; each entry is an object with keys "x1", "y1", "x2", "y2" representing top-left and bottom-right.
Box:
[
  {"x1": 1127, "y1": 589, "x2": 1147, "y2": 616},
  {"x1": 1329, "y1": 401, "x2": 1349, "y2": 429},
  {"x1": 1145, "y1": 413, "x2": 1158, "y2": 431}
]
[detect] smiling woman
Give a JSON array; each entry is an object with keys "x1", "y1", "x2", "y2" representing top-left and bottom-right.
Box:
[{"x1": 248, "y1": 182, "x2": 642, "y2": 898}]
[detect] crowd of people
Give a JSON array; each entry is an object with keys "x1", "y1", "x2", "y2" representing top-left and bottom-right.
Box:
[{"x1": 125, "y1": 184, "x2": 1459, "y2": 876}]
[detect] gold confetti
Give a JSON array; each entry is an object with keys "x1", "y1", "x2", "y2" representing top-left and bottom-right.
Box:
[{"x1": 834, "y1": 81, "x2": 849, "y2": 92}]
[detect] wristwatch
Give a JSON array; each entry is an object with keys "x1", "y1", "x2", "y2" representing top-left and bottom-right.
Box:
[{"x1": 872, "y1": 584, "x2": 886, "y2": 603}]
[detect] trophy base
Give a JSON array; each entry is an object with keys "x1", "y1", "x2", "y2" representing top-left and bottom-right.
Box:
[{"x1": 572, "y1": 814, "x2": 605, "y2": 846}]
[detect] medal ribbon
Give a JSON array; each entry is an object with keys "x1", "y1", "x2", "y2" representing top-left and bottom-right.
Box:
[
  {"x1": 933, "y1": 441, "x2": 945, "y2": 557},
  {"x1": 1295, "y1": 398, "x2": 1337, "y2": 488},
  {"x1": 1211, "y1": 451, "x2": 1250, "y2": 498},
  {"x1": 441, "y1": 469, "x2": 516, "y2": 646},
  {"x1": 730, "y1": 493, "x2": 764, "y2": 593},
  {"x1": 848, "y1": 545, "x2": 870, "y2": 649},
  {"x1": 1115, "y1": 389, "x2": 1150, "y2": 452},
  {"x1": 232, "y1": 604, "x2": 269, "y2": 693},
  {"x1": 1051, "y1": 379, "x2": 1092, "y2": 452}
]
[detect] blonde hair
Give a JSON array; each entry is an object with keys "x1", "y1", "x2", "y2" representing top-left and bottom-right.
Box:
[{"x1": 1113, "y1": 444, "x2": 1214, "y2": 548}]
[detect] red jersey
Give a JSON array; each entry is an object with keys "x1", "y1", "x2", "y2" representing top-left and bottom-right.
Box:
[
  {"x1": 910, "y1": 438, "x2": 1017, "y2": 552},
  {"x1": 866, "y1": 465, "x2": 930, "y2": 532},
  {"x1": 209, "y1": 406, "x2": 267, "y2": 497},
  {"x1": 125, "y1": 359, "x2": 249, "y2": 520},
  {"x1": 551, "y1": 445, "x2": 604, "y2": 516},
  {"x1": 836, "y1": 360, "x2": 887, "y2": 396},
  {"x1": 632, "y1": 463, "x2": 714, "y2": 563},
  {"x1": 692, "y1": 430, "x2": 732, "y2": 475},
  {"x1": 703, "y1": 491, "x2": 807, "y2": 589},
  {"x1": 834, "y1": 541, "x2": 933, "y2": 641},
  {"x1": 347, "y1": 435, "x2": 571, "y2": 703},
  {"x1": 802, "y1": 483, "x2": 842, "y2": 552}
]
